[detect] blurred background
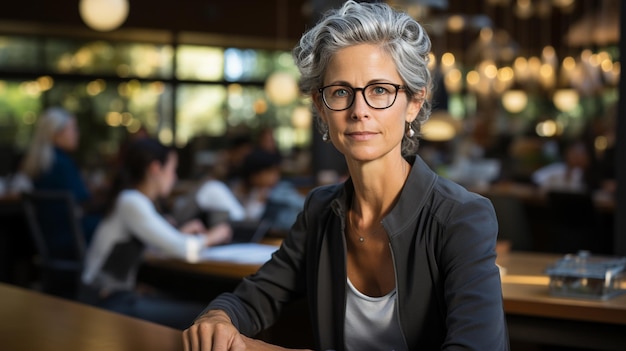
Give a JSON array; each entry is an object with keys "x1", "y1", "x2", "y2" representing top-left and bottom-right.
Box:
[{"x1": 0, "y1": 0, "x2": 623, "y2": 253}]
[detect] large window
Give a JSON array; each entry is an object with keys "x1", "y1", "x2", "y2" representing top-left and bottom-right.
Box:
[
  {"x1": 44, "y1": 38, "x2": 174, "y2": 79},
  {"x1": 0, "y1": 35, "x2": 309, "y2": 174}
]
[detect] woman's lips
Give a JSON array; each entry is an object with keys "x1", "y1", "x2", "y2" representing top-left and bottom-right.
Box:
[{"x1": 346, "y1": 131, "x2": 377, "y2": 141}]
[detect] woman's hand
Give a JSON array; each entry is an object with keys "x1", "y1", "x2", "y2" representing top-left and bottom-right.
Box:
[
  {"x1": 179, "y1": 219, "x2": 207, "y2": 234},
  {"x1": 204, "y1": 223, "x2": 233, "y2": 246},
  {"x1": 183, "y1": 310, "x2": 246, "y2": 351},
  {"x1": 182, "y1": 310, "x2": 310, "y2": 351}
]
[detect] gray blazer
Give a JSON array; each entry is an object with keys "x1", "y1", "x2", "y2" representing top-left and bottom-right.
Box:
[{"x1": 204, "y1": 155, "x2": 509, "y2": 350}]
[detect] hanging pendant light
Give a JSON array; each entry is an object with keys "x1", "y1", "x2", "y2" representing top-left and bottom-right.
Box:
[
  {"x1": 79, "y1": 0, "x2": 129, "y2": 32},
  {"x1": 552, "y1": 88, "x2": 579, "y2": 112},
  {"x1": 265, "y1": 71, "x2": 299, "y2": 106},
  {"x1": 502, "y1": 89, "x2": 528, "y2": 114},
  {"x1": 421, "y1": 111, "x2": 459, "y2": 142}
]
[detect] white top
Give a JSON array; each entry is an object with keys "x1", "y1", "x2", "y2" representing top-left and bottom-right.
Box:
[
  {"x1": 531, "y1": 162, "x2": 586, "y2": 192},
  {"x1": 196, "y1": 180, "x2": 246, "y2": 221},
  {"x1": 344, "y1": 278, "x2": 406, "y2": 351},
  {"x1": 241, "y1": 188, "x2": 267, "y2": 220},
  {"x1": 82, "y1": 190, "x2": 206, "y2": 291}
]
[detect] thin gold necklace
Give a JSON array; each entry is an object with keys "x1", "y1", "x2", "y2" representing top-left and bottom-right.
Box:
[{"x1": 347, "y1": 208, "x2": 366, "y2": 243}]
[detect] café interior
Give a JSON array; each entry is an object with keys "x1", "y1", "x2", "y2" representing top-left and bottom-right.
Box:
[{"x1": 0, "y1": 0, "x2": 625, "y2": 350}]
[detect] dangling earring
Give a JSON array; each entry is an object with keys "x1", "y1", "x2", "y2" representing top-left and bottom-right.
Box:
[
  {"x1": 322, "y1": 131, "x2": 330, "y2": 141},
  {"x1": 406, "y1": 122, "x2": 415, "y2": 138}
]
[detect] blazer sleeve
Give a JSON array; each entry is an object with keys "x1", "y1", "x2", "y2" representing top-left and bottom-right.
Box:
[{"x1": 439, "y1": 195, "x2": 510, "y2": 350}]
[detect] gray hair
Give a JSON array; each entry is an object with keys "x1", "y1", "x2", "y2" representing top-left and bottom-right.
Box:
[
  {"x1": 293, "y1": 0, "x2": 433, "y2": 155},
  {"x1": 21, "y1": 107, "x2": 74, "y2": 178}
]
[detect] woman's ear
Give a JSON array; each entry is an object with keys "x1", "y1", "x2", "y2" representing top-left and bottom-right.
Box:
[
  {"x1": 406, "y1": 88, "x2": 425, "y2": 123},
  {"x1": 312, "y1": 91, "x2": 328, "y2": 124}
]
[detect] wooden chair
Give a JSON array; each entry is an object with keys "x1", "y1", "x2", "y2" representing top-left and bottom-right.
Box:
[{"x1": 21, "y1": 190, "x2": 86, "y2": 299}]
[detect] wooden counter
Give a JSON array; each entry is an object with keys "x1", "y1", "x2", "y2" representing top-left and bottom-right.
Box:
[
  {"x1": 0, "y1": 283, "x2": 183, "y2": 351},
  {"x1": 497, "y1": 251, "x2": 626, "y2": 325}
]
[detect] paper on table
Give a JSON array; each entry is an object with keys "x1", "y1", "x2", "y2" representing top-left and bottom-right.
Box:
[{"x1": 199, "y1": 243, "x2": 278, "y2": 264}]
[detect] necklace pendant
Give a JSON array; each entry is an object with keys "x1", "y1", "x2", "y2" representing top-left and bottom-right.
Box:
[{"x1": 359, "y1": 237, "x2": 365, "y2": 243}]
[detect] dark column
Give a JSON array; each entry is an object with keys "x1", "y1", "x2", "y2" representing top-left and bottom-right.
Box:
[{"x1": 615, "y1": 0, "x2": 626, "y2": 255}]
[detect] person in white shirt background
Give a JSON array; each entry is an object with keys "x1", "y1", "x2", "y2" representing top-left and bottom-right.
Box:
[
  {"x1": 532, "y1": 139, "x2": 592, "y2": 192},
  {"x1": 80, "y1": 137, "x2": 232, "y2": 329},
  {"x1": 229, "y1": 147, "x2": 305, "y2": 231}
]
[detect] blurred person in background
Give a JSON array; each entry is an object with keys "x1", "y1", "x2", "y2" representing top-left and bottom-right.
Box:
[
  {"x1": 80, "y1": 137, "x2": 232, "y2": 329},
  {"x1": 20, "y1": 107, "x2": 103, "y2": 254},
  {"x1": 256, "y1": 127, "x2": 282, "y2": 162},
  {"x1": 230, "y1": 147, "x2": 305, "y2": 231},
  {"x1": 532, "y1": 139, "x2": 594, "y2": 193},
  {"x1": 219, "y1": 134, "x2": 254, "y2": 183},
  {"x1": 170, "y1": 176, "x2": 247, "y2": 227}
]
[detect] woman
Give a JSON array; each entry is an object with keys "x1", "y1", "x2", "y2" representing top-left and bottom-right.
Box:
[
  {"x1": 184, "y1": 2, "x2": 508, "y2": 350},
  {"x1": 81, "y1": 138, "x2": 232, "y2": 329},
  {"x1": 20, "y1": 107, "x2": 100, "y2": 255}
]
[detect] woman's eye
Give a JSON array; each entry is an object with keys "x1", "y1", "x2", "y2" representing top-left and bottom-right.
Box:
[
  {"x1": 335, "y1": 88, "x2": 350, "y2": 97},
  {"x1": 371, "y1": 86, "x2": 389, "y2": 95}
]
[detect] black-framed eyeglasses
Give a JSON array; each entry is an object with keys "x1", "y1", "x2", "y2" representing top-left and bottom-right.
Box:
[{"x1": 318, "y1": 83, "x2": 406, "y2": 111}]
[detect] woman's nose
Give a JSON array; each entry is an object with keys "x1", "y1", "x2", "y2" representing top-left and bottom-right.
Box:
[{"x1": 351, "y1": 93, "x2": 370, "y2": 120}]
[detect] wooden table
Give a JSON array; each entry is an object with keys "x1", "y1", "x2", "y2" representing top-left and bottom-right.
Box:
[
  {"x1": 145, "y1": 249, "x2": 626, "y2": 349},
  {"x1": 497, "y1": 251, "x2": 626, "y2": 350},
  {"x1": 498, "y1": 251, "x2": 626, "y2": 325},
  {"x1": 0, "y1": 283, "x2": 184, "y2": 351},
  {"x1": 147, "y1": 250, "x2": 626, "y2": 322},
  {"x1": 146, "y1": 257, "x2": 262, "y2": 279},
  {"x1": 144, "y1": 238, "x2": 283, "y2": 280}
]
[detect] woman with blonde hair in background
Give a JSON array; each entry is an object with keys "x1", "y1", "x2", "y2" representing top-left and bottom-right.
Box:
[{"x1": 20, "y1": 106, "x2": 101, "y2": 255}]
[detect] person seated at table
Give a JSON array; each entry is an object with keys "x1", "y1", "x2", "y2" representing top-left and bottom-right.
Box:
[
  {"x1": 183, "y1": 2, "x2": 508, "y2": 350},
  {"x1": 171, "y1": 176, "x2": 247, "y2": 225},
  {"x1": 221, "y1": 134, "x2": 255, "y2": 184},
  {"x1": 229, "y1": 147, "x2": 305, "y2": 232},
  {"x1": 20, "y1": 106, "x2": 103, "y2": 255},
  {"x1": 80, "y1": 137, "x2": 232, "y2": 329},
  {"x1": 531, "y1": 138, "x2": 593, "y2": 193},
  {"x1": 174, "y1": 146, "x2": 304, "y2": 231}
]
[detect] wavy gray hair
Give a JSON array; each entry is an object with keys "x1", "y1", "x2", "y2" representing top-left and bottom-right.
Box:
[{"x1": 293, "y1": 0, "x2": 433, "y2": 155}]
